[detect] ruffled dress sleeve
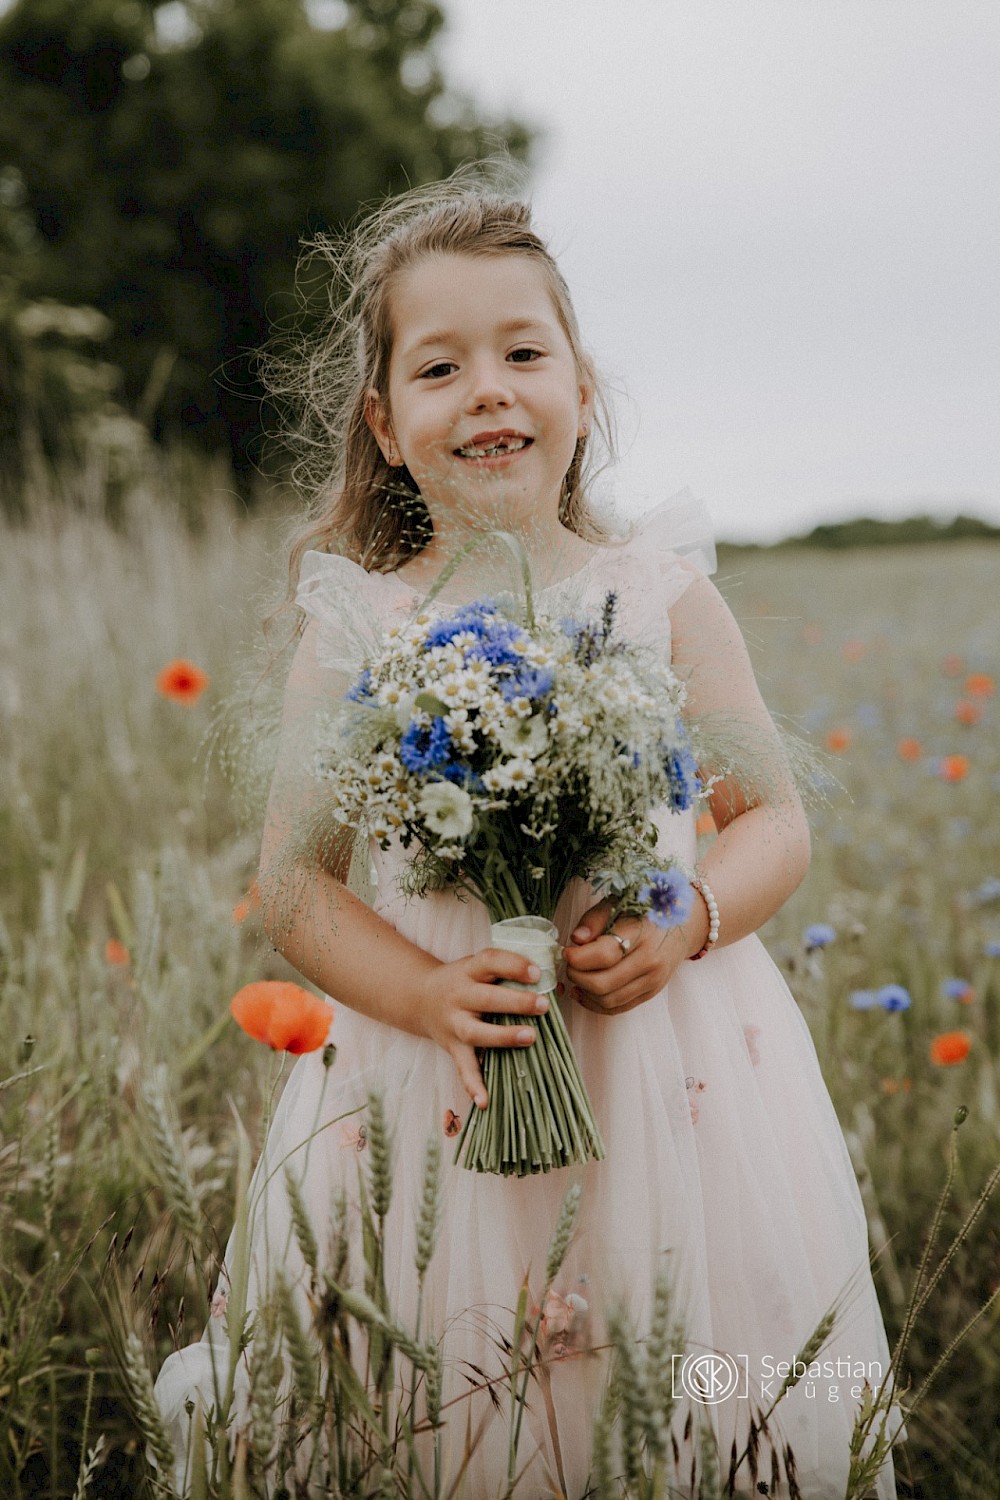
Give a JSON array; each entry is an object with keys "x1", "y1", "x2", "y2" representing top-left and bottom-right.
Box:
[
  {"x1": 295, "y1": 551, "x2": 400, "y2": 674},
  {"x1": 623, "y1": 485, "x2": 717, "y2": 610}
]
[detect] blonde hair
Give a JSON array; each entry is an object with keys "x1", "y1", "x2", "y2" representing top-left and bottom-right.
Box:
[{"x1": 265, "y1": 163, "x2": 616, "y2": 616}]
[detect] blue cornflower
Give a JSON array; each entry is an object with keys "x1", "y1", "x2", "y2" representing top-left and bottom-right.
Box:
[
  {"x1": 499, "y1": 665, "x2": 554, "y2": 702},
  {"x1": 638, "y1": 868, "x2": 694, "y2": 929},
  {"x1": 975, "y1": 877, "x2": 1000, "y2": 904},
  {"x1": 662, "y1": 743, "x2": 700, "y2": 811},
  {"x1": 441, "y1": 761, "x2": 483, "y2": 791},
  {"x1": 346, "y1": 667, "x2": 374, "y2": 702},
  {"x1": 849, "y1": 990, "x2": 879, "y2": 1011},
  {"x1": 803, "y1": 923, "x2": 837, "y2": 952},
  {"x1": 465, "y1": 621, "x2": 527, "y2": 669},
  {"x1": 423, "y1": 599, "x2": 502, "y2": 648},
  {"x1": 877, "y1": 984, "x2": 912, "y2": 1012},
  {"x1": 942, "y1": 977, "x2": 973, "y2": 1001},
  {"x1": 399, "y1": 716, "x2": 453, "y2": 774},
  {"x1": 985, "y1": 940, "x2": 1000, "y2": 959}
]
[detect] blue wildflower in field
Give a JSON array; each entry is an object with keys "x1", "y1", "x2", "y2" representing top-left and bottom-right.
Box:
[
  {"x1": 985, "y1": 940, "x2": 1000, "y2": 959},
  {"x1": 803, "y1": 923, "x2": 836, "y2": 952},
  {"x1": 974, "y1": 877, "x2": 1000, "y2": 904},
  {"x1": 855, "y1": 703, "x2": 881, "y2": 729},
  {"x1": 850, "y1": 990, "x2": 879, "y2": 1010},
  {"x1": 877, "y1": 984, "x2": 912, "y2": 1012},
  {"x1": 638, "y1": 868, "x2": 694, "y2": 929},
  {"x1": 942, "y1": 978, "x2": 973, "y2": 1001}
]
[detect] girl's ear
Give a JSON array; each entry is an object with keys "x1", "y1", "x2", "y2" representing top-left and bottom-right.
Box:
[
  {"x1": 364, "y1": 390, "x2": 401, "y2": 466},
  {"x1": 576, "y1": 357, "x2": 595, "y2": 438},
  {"x1": 577, "y1": 380, "x2": 594, "y2": 440}
]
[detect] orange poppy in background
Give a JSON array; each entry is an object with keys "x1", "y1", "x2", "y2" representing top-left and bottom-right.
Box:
[
  {"x1": 695, "y1": 811, "x2": 717, "y2": 836},
  {"x1": 897, "y1": 738, "x2": 922, "y2": 762},
  {"x1": 842, "y1": 640, "x2": 865, "y2": 662},
  {"x1": 964, "y1": 673, "x2": 995, "y2": 699},
  {"x1": 825, "y1": 727, "x2": 853, "y2": 753},
  {"x1": 954, "y1": 699, "x2": 982, "y2": 726},
  {"x1": 105, "y1": 938, "x2": 130, "y2": 966},
  {"x1": 230, "y1": 981, "x2": 332, "y2": 1054},
  {"x1": 156, "y1": 659, "x2": 209, "y2": 704},
  {"x1": 929, "y1": 1031, "x2": 971, "y2": 1066},
  {"x1": 936, "y1": 754, "x2": 970, "y2": 783},
  {"x1": 232, "y1": 879, "x2": 262, "y2": 925}
]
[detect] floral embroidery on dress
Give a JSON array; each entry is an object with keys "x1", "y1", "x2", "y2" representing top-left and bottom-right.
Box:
[
  {"x1": 743, "y1": 1023, "x2": 762, "y2": 1067},
  {"x1": 685, "y1": 1075, "x2": 707, "y2": 1125},
  {"x1": 443, "y1": 1108, "x2": 462, "y2": 1137},
  {"x1": 339, "y1": 1120, "x2": 368, "y2": 1151}
]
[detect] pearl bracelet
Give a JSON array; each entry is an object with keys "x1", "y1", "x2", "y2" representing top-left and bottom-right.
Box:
[{"x1": 688, "y1": 873, "x2": 720, "y2": 961}]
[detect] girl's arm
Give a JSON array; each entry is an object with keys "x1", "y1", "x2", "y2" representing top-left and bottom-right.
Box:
[
  {"x1": 564, "y1": 563, "x2": 811, "y2": 1011},
  {"x1": 257, "y1": 619, "x2": 546, "y2": 1105}
]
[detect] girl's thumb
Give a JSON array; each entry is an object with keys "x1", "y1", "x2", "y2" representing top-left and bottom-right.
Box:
[{"x1": 572, "y1": 925, "x2": 590, "y2": 942}]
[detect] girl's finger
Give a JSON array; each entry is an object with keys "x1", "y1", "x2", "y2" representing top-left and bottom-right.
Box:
[
  {"x1": 474, "y1": 983, "x2": 549, "y2": 1016},
  {"x1": 573, "y1": 979, "x2": 650, "y2": 1015},
  {"x1": 454, "y1": 1044, "x2": 488, "y2": 1109},
  {"x1": 564, "y1": 931, "x2": 642, "y2": 973},
  {"x1": 569, "y1": 898, "x2": 615, "y2": 944},
  {"x1": 469, "y1": 1017, "x2": 540, "y2": 1050},
  {"x1": 472, "y1": 947, "x2": 542, "y2": 988}
]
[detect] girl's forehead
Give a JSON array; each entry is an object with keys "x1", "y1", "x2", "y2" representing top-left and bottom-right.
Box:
[{"x1": 388, "y1": 253, "x2": 566, "y2": 356}]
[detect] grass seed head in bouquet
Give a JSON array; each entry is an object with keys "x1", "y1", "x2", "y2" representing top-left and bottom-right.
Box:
[{"x1": 311, "y1": 546, "x2": 704, "y2": 1174}]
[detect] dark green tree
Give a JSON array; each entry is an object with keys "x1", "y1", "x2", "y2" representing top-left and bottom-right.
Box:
[{"x1": 0, "y1": 0, "x2": 530, "y2": 474}]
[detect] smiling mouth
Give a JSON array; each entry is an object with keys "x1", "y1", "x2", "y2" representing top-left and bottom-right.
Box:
[{"x1": 455, "y1": 436, "x2": 533, "y2": 459}]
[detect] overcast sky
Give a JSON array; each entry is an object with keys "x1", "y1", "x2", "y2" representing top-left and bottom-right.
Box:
[{"x1": 438, "y1": 1, "x2": 999, "y2": 541}]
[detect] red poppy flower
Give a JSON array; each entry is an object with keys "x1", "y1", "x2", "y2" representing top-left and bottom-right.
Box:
[
  {"x1": 842, "y1": 640, "x2": 865, "y2": 662},
  {"x1": 230, "y1": 981, "x2": 332, "y2": 1054},
  {"x1": 964, "y1": 673, "x2": 995, "y2": 699},
  {"x1": 954, "y1": 699, "x2": 982, "y2": 726},
  {"x1": 443, "y1": 1108, "x2": 462, "y2": 1138},
  {"x1": 936, "y1": 754, "x2": 970, "y2": 783},
  {"x1": 156, "y1": 659, "x2": 210, "y2": 705},
  {"x1": 825, "y1": 727, "x2": 853, "y2": 753},
  {"x1": 897, "y1": 737, "x2": 922, "y2": 762},
  {"x1": 929, "y1": 1031, "x2": 971, "y2": 1066},
  {"x1": 105, "y1": 938, "x2": 130, "y2": 966}
]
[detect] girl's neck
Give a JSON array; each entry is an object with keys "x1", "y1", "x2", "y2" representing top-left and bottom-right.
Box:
[{"x1": 392, "y1": 518, "x2": 600, "y2": 590}]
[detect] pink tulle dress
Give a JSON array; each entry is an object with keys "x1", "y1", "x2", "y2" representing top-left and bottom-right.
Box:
[{"x1": 154, "y1": 492, "x2": 903, "y2": 1498}]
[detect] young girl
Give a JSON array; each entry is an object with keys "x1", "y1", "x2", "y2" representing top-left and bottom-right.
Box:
[{"x1": 155, "y1": 176, "x2": 903, "y2": 1498}]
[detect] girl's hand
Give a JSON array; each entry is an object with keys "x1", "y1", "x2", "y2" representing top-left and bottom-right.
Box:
[
  {"x1": 562, "y1": 898, "x2": 705, "y2": 1015},
  {"x1": 414, "y1": 949, "x2": 549, "y2": 1111}
]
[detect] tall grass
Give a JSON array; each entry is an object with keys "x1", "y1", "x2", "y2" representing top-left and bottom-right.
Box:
[{"x1": 2, "y1": 458, "x2": 999, "y2": 1495}]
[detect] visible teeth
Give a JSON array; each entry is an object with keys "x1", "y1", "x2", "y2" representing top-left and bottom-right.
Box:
[{"x1": 459, "y1": 437, "x2": 527, "y2": 457}]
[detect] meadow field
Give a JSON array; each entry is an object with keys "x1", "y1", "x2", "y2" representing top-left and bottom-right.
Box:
[{"x1": 2, "y1": 466, "x2": 998, "y2": 1499}]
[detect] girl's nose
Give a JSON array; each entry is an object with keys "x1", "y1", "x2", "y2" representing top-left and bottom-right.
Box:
[{"x1": 466, "y1": 361, "x2": 515, "y2": 411}]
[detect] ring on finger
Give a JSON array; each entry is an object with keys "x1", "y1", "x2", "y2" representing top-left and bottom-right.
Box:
[{"x1": 609, "y1": 929, "x2": 631, "y2": 959}]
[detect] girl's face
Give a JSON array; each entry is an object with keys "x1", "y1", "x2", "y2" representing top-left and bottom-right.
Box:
[{"x1": 366, "y1": 253, "x2": 591, "y2": 529}]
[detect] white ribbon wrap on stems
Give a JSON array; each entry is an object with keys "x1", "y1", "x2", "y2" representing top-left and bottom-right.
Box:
[{"x1": 489, "y1": 915, "x2": 561, "y2": 992}]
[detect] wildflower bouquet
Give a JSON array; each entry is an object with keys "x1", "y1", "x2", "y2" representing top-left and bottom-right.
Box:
[{"x1": 314, "y1": 589, "x2": 701, "y2": 1175}]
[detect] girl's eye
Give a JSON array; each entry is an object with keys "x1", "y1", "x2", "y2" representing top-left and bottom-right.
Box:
[
  {"x1": 420, "y1": 361, "x2": 456, "y2": 380},
  {"x1": 509, "y1": 347, "x2": 542, "y2": 364}
]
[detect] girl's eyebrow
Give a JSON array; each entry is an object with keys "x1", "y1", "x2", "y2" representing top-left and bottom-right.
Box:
[{"x1": 403, "y1": 316, "x2": 552, "y2": 358}]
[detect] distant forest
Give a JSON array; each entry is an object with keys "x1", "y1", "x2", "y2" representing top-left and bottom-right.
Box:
[{"x1": 722, "y1": 513, "x2": 1000, "y2": 551}]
